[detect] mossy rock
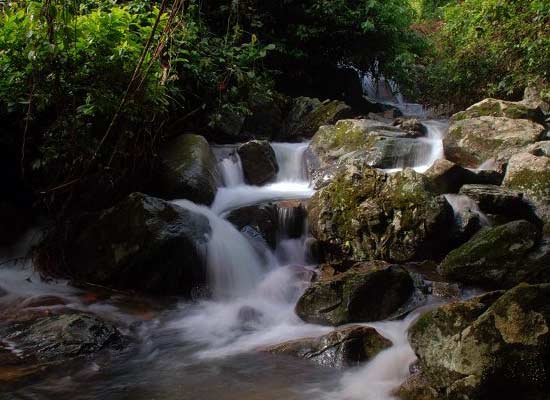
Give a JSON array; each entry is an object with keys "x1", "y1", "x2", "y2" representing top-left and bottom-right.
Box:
[
  {"x1": 295, "y1": 261, "x2": 414, "y2": 326},
  {"x1": 409, "y1": 284, "x2": 550, "y2": 399},
  {"x1": 503, "y1": 151, "x2": 550, "y2": 232},
  {"x1": 439, "y1": 220, "x2": 547, "y2": 288},
  {"x1": 444, "y1": 116, "x2": 544, "y2": 168},
  {"x1": 308, "y1": 163, "x2": 453, "y2": 262},
  {"x1": 155, "y1": 134, "x2": 220, "y2": 205},
  {"x1": 283, "y1": 97, "x2": 354, "y2": 140},
  {"x1": 451, "y1": 98, "x2": 545, "y2": 124}
]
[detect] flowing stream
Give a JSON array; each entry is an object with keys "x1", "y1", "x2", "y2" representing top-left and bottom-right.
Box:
[{"x1": 1, "y1": 111, "x2": 452, "y2": 399}]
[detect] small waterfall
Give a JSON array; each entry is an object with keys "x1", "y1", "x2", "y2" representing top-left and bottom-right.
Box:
[
  {"x1": 271, "y1": 142, "x2": 309, "y2": 183},
  {"x1": 444, "y1": 194, "x2": 490, "y2": 226},
  {"x1": 173, "y1": 199, "x2": 268, "y2": 299},
  {"x1": 213, "y1": 146, "x2": 245, "y2": 187}
]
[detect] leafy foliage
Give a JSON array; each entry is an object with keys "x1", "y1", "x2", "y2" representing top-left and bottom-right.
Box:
[{"x1": 422, "y1": 0, "x2": 550, "y2": 106}]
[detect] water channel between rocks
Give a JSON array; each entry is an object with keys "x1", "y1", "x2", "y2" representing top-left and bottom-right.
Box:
[{"x1": 1, "y1": 116, "x2": 453, "y2": 400}]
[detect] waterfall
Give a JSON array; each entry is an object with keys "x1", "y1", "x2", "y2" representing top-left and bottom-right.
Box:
[
  {"x1": 271, "y1": 142, "x2": 309, "y2": 182},
  {"x1": 173, "y1": 199, "x2": 269, "y2": 299},
  {"x1": 444, "y1": 194, "x2": 490, "y2": 226}
]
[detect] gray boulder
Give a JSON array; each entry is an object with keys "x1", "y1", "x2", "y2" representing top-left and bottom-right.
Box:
[{"x1": 238, "y1": 140, "x2": 279, "y2": 185}]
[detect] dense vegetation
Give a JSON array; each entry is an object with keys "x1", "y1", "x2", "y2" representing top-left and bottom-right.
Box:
[
  {"x1": 0, "y1": 0, "x2": 425, "y2": 214},
  {"x1": 419, "y1": 0, "x2": 550, "y2": 107}
]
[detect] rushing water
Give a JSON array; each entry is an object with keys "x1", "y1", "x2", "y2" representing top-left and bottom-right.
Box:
[{"x1": 1, "y1": 121, "x2": 452, "y2": 399}]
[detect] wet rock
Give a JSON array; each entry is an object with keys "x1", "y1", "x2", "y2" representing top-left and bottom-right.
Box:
[
  {"x1": 471, "y1": 168, "x2": 504, "y2": 186},
  {"x1": 503, "y1": 150, "x2": 550, "y2": 231},
  {"x1": 523, "y1": 85, "x2": 550, "y2": 115},
  {"x1": 444, "y1": 116, "x2": 545, "y2": 168},
  {"x1": 308, "y1": 119, "x2": 412, "y2": 170},
  {"x1": 459, "y1": 184, "x2": 541, "y2": 226},
  {"x1": 446, "y1": 201, "x2": 485, "y2": 247},
  {"x1": 263, "y1": 325, "x2": 391, "y2": 368},
  {"x1": 451, "y1": 98, "x2": 545, "y2": 124},
  {"x1": 439, "y1": 220, "x2": 549, "y2": 288},
  {"x1": 0, "y1": 312, "x2": 125, "y2": 362},
  {"x1": 408, "y1": 284, "x2": 550, "y2": 399},
  {"x1": 308, "y1": 164, "x2": 453, "y2": 263},
  {"x1": 241, "y1": 93, "x2": 290, "y2": 140},
  {"x1": 226, "y1": 204, "x2": 278, "y2": 248},
  {"x1": 393, "y1": 118, "x2": 426, "y2": 137},
  {"x1": 396, "y1": 371, "x2": 438, "y2": 400},
  {"x1": 276, "y1": 200, "x2": 307, "y2": 239},
  {"x1": 50, "y1": 193, "x2": 211, "y2": 295},
  {"x1": 155, "y1": 134, "x2": 220, "y2": 205},
  {"x1": 424, "y1": 159, "x2": 478, "y2": 194},
  {"x1": 295, "y1": 261, "x2": 414, "y2": 326},
  {"x1": 430, "y1": 281, "x2": 461, "y2": 299},
  {"x1": 283, "y1": 97, "x2": 354, "y2": 140},
  {"x1": 237, "y1": 140, "x2": 279, "y2": 185}
]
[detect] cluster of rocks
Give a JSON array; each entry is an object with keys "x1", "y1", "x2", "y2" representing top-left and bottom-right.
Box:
[{"x1": 287, "y1": 87, "x2": 550, "y2": 397}]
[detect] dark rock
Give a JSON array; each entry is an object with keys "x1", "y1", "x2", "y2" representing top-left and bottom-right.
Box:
[
  {"x1": 210, "y1": 109, "x2": 246, "y2": 142},
  {"x1": 393, "y1": 118, "x2": 426, "y2": 137},
  {"x1": 424, "y1": 159, "x2": 478, "y2": 194},
  {"x1": 430, "y1": 281, "x2": 461, "y2": 299},
  {"x1": 226, "y1": 204, "x2": 278, "y2": 248},
  {"x1": 439, "y1": 220, "x2": 549, "y2": 288},
  {"x1": 241, "y1": 93, "x2": 290, "y2": 140},
  {"x1": 276, "y1": 200, "x2": 307, "y2": 238},
  {"x1": 308, "y1": 164, "x2": 454, "y2": 263},
  {"x1": 54, "y1": 193, "x2": 211, "y2": 295},
  {"x1": 0, "y1": 312, "x2": 125, "y2": 362},
  {"x1": 155, "y1": 134, "x2": 220, "y2": 205},
  {"x1": 408, "y1": 284, "x2": 550, "y2": 399},
  {"x1": 295, "y1": 261, "x2": 414, "y2": 326},
  {"x1": 471, "y1": 168, "x2": 504, "y2": 186},
  {"x1": 459, "y1": 184, "x2": 541, "y2": 226},
  {"x1": 263, "y1": 325, "x2": 391, "y2": 368},
  {"x1": 283, "y1": 97, "x2": 355, "y2": 140},
  {"x1": 237, "y1": 140, "x2": 279, "y2": 185}
]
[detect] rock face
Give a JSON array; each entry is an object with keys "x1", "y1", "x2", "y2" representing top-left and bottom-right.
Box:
[
  {"x1": 408, "y1": 284, "x2": 550, "y2": 400},
  {"x1": 226, "y1": 203, "x2": 278, "y2": 248},
  {"x1": 424, "y1": 159, "x2": 478, "y2": 194},
  {"x1": 503, "y1": 150, "x2": 550, "y2": 231},
  {"x1": 237, "y1": 140, "x2": 279, "y2": 185},
  {"x1": 444, "y1": 116, "x2": 544, "y2": 168},
  {"x1": 459, "y1": 184, "x2": 541, "y2": 226},
  {"x1": 263, "y1": 325, "x2": 392, "y2": 368},
  {"x1": 439, "y1": 220, "x2": 549, "y2": 288},
  {"x1": 295, "y1": 261, "x2": 414, "y2": 326},
  {"x1": 308, "y1": 163, "x2": 453, "y2": 262},
  {"x1": 283, "y1": 97, "x2": 354, "y2": 140},
  {"x1": 308, "y1": 119, "x2": 415, "y2": 170},
  {"x1": 0, "y1": 312, "x2": 124, "y2": 362},
  {"x1": 451, "y1": 98, "x2": 545, "y2": 124},
  {"x1": 58, "y1": 193, "x2": 211, "y2": 295},
  {"x1": 156, "y1": 134, "x2": 220, "y2": 205}
]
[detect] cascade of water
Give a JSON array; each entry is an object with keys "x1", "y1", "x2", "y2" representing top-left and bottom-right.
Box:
[
  {"x1": 271, "y1": 142, "x2": 309, "y2": 182},
  {"x1": 173, "y1": 199, "x2": 269, "y2": 299},
  {"x1": 444, "y1": 194, "x2": 490, "y2": 226}
]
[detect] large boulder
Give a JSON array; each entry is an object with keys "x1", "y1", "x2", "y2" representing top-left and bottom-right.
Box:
[
  {"x1": 308, "y1": 119, "x2": 414, "y2": 170},
  {"x1": 295, "y1": 261, "x2": 414, "y2": 326},
  {"x1": 0, "y1": 312, "x2": 125, "y2": 363},
  {"x1": 283, "y1": 98, "x2": 355, "y2": 140},
  {"x1": 459, "y1": 184, "x2": 541, "y2": 226},
  {"x1": 308, "y1": 163, "x2": 453, "y2": 262},
  {"x1": 263, "y1": 325, "x2": 392, "y2": 368},
  {"x1": 523, "y1": 85, "x2": 550, "y2": 116},
  {"x1": 439, "y1": 220, "x2": 550, "y2": 288},
  {"x1": 155, "y1": 134, "x2": 220, "y2": 205},
  {"x1": 226, "y1": 203, "x2": 278, "y2": 248},
  {"x1": 46, "y1": 193, "x2": 211, "y2": 295},
  {"x1": 408, "y1": 284, "x2": 550, "y2": 399},
  {"x1": 444, "y1": 116, "x2": 545, "y2": 168},
  {"x1": 237, "y1": 140, "x2": 279, "y2": 185},
  {"x1": 503, "y1": 149, "x2": 550, "y2": 231},
  {"x1": 451, "y1": 98, "x2": 545, "y2": 124},
  {"x1": 424, "y1": 159, "x2": 478, "y2": 194}
]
